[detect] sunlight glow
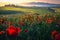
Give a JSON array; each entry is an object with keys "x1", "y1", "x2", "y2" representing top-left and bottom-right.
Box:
[{"x1": 0, "y1": 0, "x2": 60, "y2": 6}]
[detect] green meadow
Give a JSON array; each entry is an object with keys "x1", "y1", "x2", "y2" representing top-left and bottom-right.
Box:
[
  {"x1": 0, "y1": 6, "x2": 60, "y2": 40},
  {"x1": 0, "y1": 6, "x2": 58, "y2": 15}
]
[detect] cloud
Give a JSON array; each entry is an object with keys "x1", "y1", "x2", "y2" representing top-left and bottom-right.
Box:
[
  {"x1": 0, "y1": 0, "x2": 60, "y2": 6},
  {"x1": 35, "y1": 0, "x2": 60, "y2": 4}
]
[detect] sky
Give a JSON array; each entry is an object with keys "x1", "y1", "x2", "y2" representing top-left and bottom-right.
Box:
[{"x1": 0, "y1": 0, "x2": 60, "y2": 6}]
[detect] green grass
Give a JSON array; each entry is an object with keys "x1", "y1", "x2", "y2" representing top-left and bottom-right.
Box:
[
  {"x1": 0, "y1": 7, "x2": 60, "y2": 40},
  {"x1": 0, "y1": 6, "x2": 60, "y2": 19},
  {"x1": 0, "y1": 6, "x2": 56, "y2": 15}
]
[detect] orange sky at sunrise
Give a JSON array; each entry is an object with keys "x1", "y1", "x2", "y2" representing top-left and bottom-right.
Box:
[{"x1": 0, "y1": 0, "x2": 60, "y2": 6}]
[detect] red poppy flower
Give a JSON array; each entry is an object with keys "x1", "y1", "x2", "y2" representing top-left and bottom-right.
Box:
[
  {"x1": 58, "y1": 19, "x2": 60, "y2": 22},
  {"x1": 6, "y1": 22, "x2": 11, "y2": 26},
  {"x1": 46, "y1": 18, "x2": 53, "y2": 24},
  {"x1": 16, "y1": 27, "x2": 21, "y2": 33},
  {"x1": 0, "y1": 21, "x2": 2, "y2": 24},
  {"x1": 24, "y1": 29, "x2": 28, "y2": 33},
  {"x1": 14, "y1": 22, "x2": 16, "y2": 24},
  {"x1": 30, "y1": 17, "x2": 33, "y2": 21},
  {"x1": 19, "y1": 22, "x2": 24, "y2": 26},
  {"x1": 0, "y1": 31, "x2": 5, "y2": 35},
  {"x1": 0, "y1": 20, "x2": 4, "y2": 24},
  {"x1": 37, "y1": 16, "x2": 40, "y2": 23},
  {"x1": 6, "y1": 25, "x2": 16, "y2": 35},
  {"x1": 51, "y1": 30, "x2": 57, "y2": 39},
  {"x1": 55, "y1": 34, "x2": 60, "y2": 40},
  {"x1": 58, "y1": 19, "x2": 60, "y2": 26},
  {"x1": 22, "y1": 17, "x2": 25, "y2": 22},
  {"x1": 6, "y1": 25, "x2": 21, "y2": 37},
  {"x1": 0, "y1": 17, "x2": 5, "y2": 24}
]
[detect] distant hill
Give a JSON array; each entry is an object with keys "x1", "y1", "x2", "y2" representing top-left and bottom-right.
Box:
[
  {"x1": 27, "y1": 2, "x2": 60, "y2": 5},
  {"x1": 21, "y1": 2, "x2": 60, "y2": 7},
  {"x1": 2, "y1": 2, "x2": 60, "y2": 8}
]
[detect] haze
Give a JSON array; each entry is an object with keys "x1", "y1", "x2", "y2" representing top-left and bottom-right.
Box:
[{"x1": 0, "y1": 0, "x2": 60, "y2": 6}]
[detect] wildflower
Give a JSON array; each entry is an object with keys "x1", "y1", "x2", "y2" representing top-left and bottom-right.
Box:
[
  {"x1": 16, "y1": 27, "x2": 21, "y2": 33},
  {"x1": 58, "y1": 19, "x2": 60, "y2": 22},
  {"x1": 37, "y1": 16, "x2": 40, "y2": 23},
  {"x1": 19, "y1": 22, "x2": 24, "y2": 26},
  {"x1": 6, "y1": 21, "x2": 11, "y2": 26},
  {"x1": 21, "y1": 17, "x2": 25, "y2": 22},
  {"x1": 55, "y1": 34, "x2": 60, "y2": 40},
  {"x1": 46, "y1": 18, "x2": 53, "y2": 24},
  {"x1": 24, "y1": 29, "x2": 28, "y2": 33},
  {"x1": 0, "y1": 17, "x2": 5, "y2": 24},
  {"x1": 0, "y1": 31, "x2": 5, "y2": 35},
  {"x1": 6, "y1": 25, "x2": 16, "y2": 36},
  {"x1": 30, "y1": 18, "x2": 33, "y2": 22},
  {"x1": 51, "y1": 30, "x2": 57, "y2": 39},
  {"x1": 6, "y1": 25, "x2": 21, "y2": 37},
  {"x1": 0, "y1": 21, "x2": 2, "y2": 24},
  {"x1": 58, "y1": 19, "x2": 60, "y2": 26}
]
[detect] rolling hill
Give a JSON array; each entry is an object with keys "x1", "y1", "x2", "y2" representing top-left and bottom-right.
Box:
[
  {"x1": 21, "y1": 2, "x2": 60, "y2": 7},
  {"x1": 0, "y1": 6, "x2": 56, "y2": 15}
]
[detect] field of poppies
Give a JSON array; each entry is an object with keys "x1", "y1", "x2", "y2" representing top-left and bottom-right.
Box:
[
  {"x1": 0, "y1": 13, "x2": 60, "y2": 40},
  {"x1": 0, "y1": 7, "x2": 60, "y2": 40}
]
